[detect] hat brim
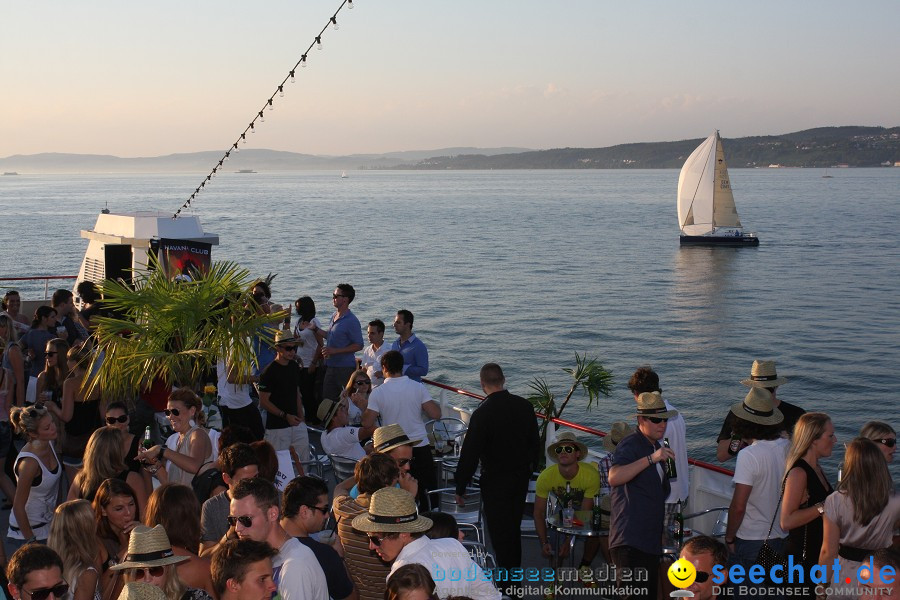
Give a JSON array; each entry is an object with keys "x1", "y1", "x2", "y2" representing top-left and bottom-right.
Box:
[
  {"x1": 634, "y1": 409, "x2": 679, "y2": 421},
  {"x1": 729, "y1": 401, "x2": 784, "y2": 426},
  {"x1": 320, "y1": 401, "x2": 340, "y2": 426},
  {"x1": 377, "y1": 438, "x2": 422, "y2": 454},
  {"x1": 350, "y1": 512, "x2": 433, "y2": 534},
  {"x1": 547, "y1": 441, "x2": 589, "y2": 463},
  {"x1": 741, "y1": 377, "x2": 788, "y2": 388},
  {"x1": 110, "y1": 554, "x2": 190, "y2": 571}
]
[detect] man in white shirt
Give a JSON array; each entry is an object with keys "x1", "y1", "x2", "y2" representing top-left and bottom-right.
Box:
[
  {"x1": 230, "y1": 477, "x2": 329, "y2": 600},
  {"x1": 318, "y1": 398, "x2": 366, "y2": 460},
  {"x1": 216, "y1": 358, "x2": 264, "y2": 440},
  {"x1": 352, "y1": 487, "x2": 500, "y2": 600},
  {"x1": 360, "y1": 319, "x2": 389, "y2": 387}
]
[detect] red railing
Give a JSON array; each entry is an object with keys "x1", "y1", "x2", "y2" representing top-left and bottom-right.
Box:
[
  {"x1": 422, "y1": 377, "x2": 734, "y2": 477},
  {"x1": 0, "y1": 275, "x2": 77, "y2": 300}
]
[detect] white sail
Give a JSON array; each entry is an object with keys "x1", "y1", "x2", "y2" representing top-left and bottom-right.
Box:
[{"x1": 677, "y1": 131, "x2": 742, "y2": 236}]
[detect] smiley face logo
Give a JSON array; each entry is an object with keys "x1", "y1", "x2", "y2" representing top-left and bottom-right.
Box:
[{"x1": 668, "y1": 557, "x2": 697, "y2": 588}]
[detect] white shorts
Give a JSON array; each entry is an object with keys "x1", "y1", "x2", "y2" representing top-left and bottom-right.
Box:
[{"x1": 264, "y1": 424, "x2": 310, "y2": 461}]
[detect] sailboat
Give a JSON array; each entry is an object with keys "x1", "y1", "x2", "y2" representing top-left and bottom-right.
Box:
[
  {"x1": 677, "y1": 131, "x2": 759, "y2": 246},
  {"x1": 341, "y1": 170, "x2": 348, "y2": 178}
]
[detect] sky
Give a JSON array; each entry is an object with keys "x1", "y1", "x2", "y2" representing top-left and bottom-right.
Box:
[{"x1": 2, "y1": 0, "x2": 898, "y2": 157}]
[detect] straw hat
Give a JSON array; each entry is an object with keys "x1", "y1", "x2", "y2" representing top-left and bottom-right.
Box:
[
  {"x1": 317, "y1": 398, "x2": 341, "y2": 427},
  {"x1": 110, "y1": 525, "x2": 190, "y2": 571},
  {"x1": 373, "y1": 424, "x2": 421, "y2": 453},
  {"x1": 633, "y1": 391, "x2": 678, "y2": 420},
  {"x1": 730, "y1": 387, "x2": 784, "y2": 426},
  {"x1": 602, "y1": 421, "x2": 635, "y2": 452},
  {"x1": 547, "y1": 430, "x2": 589, "y2": 463},
  {"x1": 273, "y1": 330, "x2": 299, "y2": 346},
  {"x1": 351, "y1": 487, "x2": 433, "y2": 533},
  {"x1": 117, "y1": 582, "x2": 168, "y2": 600},
  {"x1": 741, "y1": 360, "x2": 788, "y2": 388}
]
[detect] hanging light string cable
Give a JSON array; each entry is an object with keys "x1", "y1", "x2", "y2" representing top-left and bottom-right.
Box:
[{"x1": 173, "y1": 0, "x2": 354, "y2": 219}]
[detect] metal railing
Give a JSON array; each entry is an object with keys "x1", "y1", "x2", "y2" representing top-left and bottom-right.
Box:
[{"x1": 0, "y1": 275, "x2": 77, "y2": 300}]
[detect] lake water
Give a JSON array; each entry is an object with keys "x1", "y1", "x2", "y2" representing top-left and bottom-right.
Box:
[{"x1": 1, "y1": 168, "x2": 899, "y2": 474}]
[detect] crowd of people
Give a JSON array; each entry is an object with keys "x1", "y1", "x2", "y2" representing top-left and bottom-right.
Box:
[{"x1": 1, "y1": 281, "x2": 898, "y2": 600}]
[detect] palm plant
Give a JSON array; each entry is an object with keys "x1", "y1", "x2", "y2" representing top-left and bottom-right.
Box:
[
  {"x1": 527, "y1": 353, "x2": 614, "y2": 458},
  {"x1": 85, "y1": 258, "x2": 281, "y2": 401}
]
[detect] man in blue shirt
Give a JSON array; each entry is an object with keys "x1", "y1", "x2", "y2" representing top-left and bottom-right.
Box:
[
  {"x1": 322, "y1": 283, "x2": 363, "y2": 402},
  {"x1": 390, "y1": 309, "x2": 428, "y2": 381}
]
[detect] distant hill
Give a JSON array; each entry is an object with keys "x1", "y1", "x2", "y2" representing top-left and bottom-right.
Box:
[{"x1": 388, "y1": 126, "x2": 900, "y2": 170}]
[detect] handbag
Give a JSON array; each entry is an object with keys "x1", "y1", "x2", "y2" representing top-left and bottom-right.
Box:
[{"x1": 755, "y1": 476, "x2": 789, "y2": 573}]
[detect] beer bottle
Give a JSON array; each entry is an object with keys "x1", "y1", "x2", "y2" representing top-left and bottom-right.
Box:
[
  {"x1": 591, "y1": 494, "x2": 603, "y2": 531},
  {"x1": 662, "y1": 438, "x2": 677, "y2": 480},
  {"x1": 675, "y1": 500, "x2": 685, "y2": 547},
  {"x1": 564, "y1": 481, "x2": 573, "y2": 508},
  {"x1": 142, "y1": 426, "x2": 154, "y2": 449},
  {"x1": 728, "y1": 433, "x2": 743, "y2": 456}
]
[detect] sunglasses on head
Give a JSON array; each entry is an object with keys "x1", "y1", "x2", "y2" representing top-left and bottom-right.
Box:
[
  {"x1": 227, "y1": 514, "x2": 255, "y2": 528},
  {"x1": 163, "y1": 408, "x2": 181, "y2": 417},
  {"x1": 554, "y1": 446, "x2": 577, "y2": 455},
  {"x1": 647, "y1": 417, "x2": 669, "y2": 424},
  {"x1": 877, "y1": 438, "x2": 896, "y2": 448},
  {"x1": 21, "y1": 582, "x2": 69, "y2": 600},
  {"x1": 133, "y1": 566, "x2": 165, "y2": 580},
  {"x1": 106, "y1": 414, "x2": 129, "y2": 424},
  {"x1": 26, "y1": 403, "x2": 46, "y2": 419}
]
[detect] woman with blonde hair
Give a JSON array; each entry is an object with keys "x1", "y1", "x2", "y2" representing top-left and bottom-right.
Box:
[
  {"x1": 859, "y1": 421, "x2": 896, "y2": 463},
  {"x1": 69, "y1": 427, "x2": 147, "y2": 513},
  {"x1": 60, "y1": 343, "x2": 103, "y2": 462},
  {"x1": 340, "y1": 368, "x2": 371, "y2": 425},
  {"x1": 6, "y1": 404, "x2": 61, "y2": 552},
  {"x1": 780, "y1": 412, "x2": 835, "y2": 600},
  {"x1": 819, "y1": 437, "x2": 900, "y2": 598},
  {"x1": 48, "y1": 499, "x2": 102, "y2": 600},
  {"x1": 144, "y1": 484, "x2": 215, "y2": 597}
]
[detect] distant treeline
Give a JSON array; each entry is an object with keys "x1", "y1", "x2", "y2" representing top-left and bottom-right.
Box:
[{"x1": 384, "y1": 126, "x2": 900, "y2": 170}]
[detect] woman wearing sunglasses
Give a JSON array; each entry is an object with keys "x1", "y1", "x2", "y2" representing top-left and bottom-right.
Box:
[
  {"x1": 35, "y1": 338, "x2": 69, "y2": 411},
  {"x1": 340, "y1": 368, "x2": 371, "y2": 426},
  {"x1": 105, "y1": 401, "x2": 143, "y2": 473},
  {"x1": 110, "y1": 524, "x2": 213, "y2": 600},
  {"x1": 48, "y1": 499, "x2": 103, "y2": 600},
  {"x1": 859, "y1": 421, "x2": 896, "y2": 463},
  {"x1": 68, "y1": 427, "x2": 148, "y2": 515}
]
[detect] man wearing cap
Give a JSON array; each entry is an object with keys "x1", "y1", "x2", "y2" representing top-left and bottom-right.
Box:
[
  {"x1": 722, "y1": 387, "x2": 788, "y2": 599},
  {"x1": 389, "y1": 310, "x2": 428, "y2": 382},
  {"x1": 258, "y1": 330, "x2": 310, "y2": 464},
  {"x1": 608, "y1": 391, "x2": 677, "y2": 600},
  {"x1": 211, "y1": 538, "x2": 278, "y2": 600},
  {"x1": 6, "y1": 544, "x2": 67, "y2": 600},
  {"x1": 319, "y1": 398, "x2": 367, "y2": 460},
  {"x1": 230, "y1": 477, "x2": 328, "y2": 600},
  {"x1": 454, "y1": 362, "x2": 540, "y2": 581},
  {"x1": 716, "y1": 359, "x2": 805, "y2": 462},
  {"x1": 322, "y1": 283, "x2": 364, "y2": 403},
  {"x1": 533, "y1": 430, "x2": 602, "y2": 567},
  {"x1": 352, "y1": 487, "x2": 500, "y2": 600}
]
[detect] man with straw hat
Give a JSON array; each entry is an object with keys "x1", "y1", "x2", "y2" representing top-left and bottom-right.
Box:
[
  {"x1": 608, "y1": 391, "x2": 677, "y2": 600},
  {"x1": 258, "y1": 329, "x2": 310, "y2": 464},
  {"x1": 715, "y1": 359, "x2": 805, "y2": 462},
  {"x1": 334, "y1": 423, "x2": 419, "y2": 500},
  {"x1": 229, "y1": 477, "x2": 328, "y2": 600},
  {"x1": 533, "y1": 430, "x2": 602, "y2": 568},
  {"x1": 352, "y1": 487, "x2": 500, "y2": 600},
  {"x1": 318, "y1": 397, "x2": 366, "y2": 460}
]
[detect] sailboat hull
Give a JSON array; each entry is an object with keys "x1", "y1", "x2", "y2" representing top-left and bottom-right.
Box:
[{"x1": 679, "y1": 234, "x2": 759, "y2": 247}]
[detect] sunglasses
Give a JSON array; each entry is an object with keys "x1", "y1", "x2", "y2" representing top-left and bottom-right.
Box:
[
  {"x1": 368, "y1": 533, "x2": 397, "y2": 547},
  {"x1": 396, "y1": 458, "x2": 412, "y2": 467},
  {"x1": 133, "y1": 566, "x2": 166, "y2": 580},
  {"x1": 355, "y1": 380, "x2": 371, "y2": 386},
  {"x1": 26, "y1": 403, "x2": 46, "y2": 419},
  {"x1": 227, "y1": 514, "x2": 255, "y2": 528},
  {"x1": 305, "y1": 504, "x2": 330, "y2": 515},
  {"x1": 694, "y1": 571, "x2": 710, "y2": 583},
  {"x1": 332, "y1": 294, "x2": 347, "y2": 299},
  {"x1": 163, "y1": 408, "x2": 181, "y2": 417},
  {"x1": 21, "y1": 583, "x2": 69, "y2": 600},
  {"x1": 106, "y1": 415, "x2": 129, "y2": 424},
  {"x1": 45, "y1": 351, "x2": 58, "y2": 357},
  {"x1": 877, "y1": 438, "x2": 897, "y2": 448},
  {"x1": 554, "y1": 446, "x2": 577, "y2": 455},
  {"x1": 647, "y1": 417, "x2": 669, "y2": 424},
  {"x1": 279, "y1": 345, "x2": 297, "y2": 352}
]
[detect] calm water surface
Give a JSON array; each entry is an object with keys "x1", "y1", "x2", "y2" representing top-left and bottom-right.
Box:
[{"x1": 2, "y1": 169, "x2": 899, "y2": 474}]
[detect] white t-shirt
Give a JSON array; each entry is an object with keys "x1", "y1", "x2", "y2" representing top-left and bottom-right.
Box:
[
  {"x1": 294, "y1": 316, "x2": 323, "y2": 369},
  {"x1": 663, "y1": 399, "x2": 689, "y2": 503},
  {"x1": 273, "y1": 536, "x2": 329, "y2": 600},
  {"x1": 216, "y1": 359, "x2": 252, "y2": 409},
  {"x1": 321, "y1": 426, "x2": 366, "y2": 460},
  {"x1": 360, "y1": 342, "x2": 390, "y2": 387},
  {"x1": 732, "y1": 437, "x2": 790, "y2": 540},
  {"x1": 391, "y1": 536, "x2": 500, "y2": 600},
  {"x1": 366, "y1": 376, "x2": 434, "y2": 448}
]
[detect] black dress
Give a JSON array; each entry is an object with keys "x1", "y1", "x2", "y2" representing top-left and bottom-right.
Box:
[{"x1": 786, "y1": 458, "x2": 833, "y2": 599}]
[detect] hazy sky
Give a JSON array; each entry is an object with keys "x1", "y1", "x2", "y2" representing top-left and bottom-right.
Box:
[{"x1": 3, "y1": 1, "x2": 898, "y2": 157}]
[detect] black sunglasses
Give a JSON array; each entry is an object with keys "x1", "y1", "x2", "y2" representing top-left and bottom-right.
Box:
[
  {"x1": 647, "y1": 417, "x2": 669, "y2": 424},
  {"x1": 133, "y1": 565, "x2": 165, "y2": 579},
  {"x1": 279, "y1": 345, "x2": 297, "y2": 352},
  {"x1": 355, "y1": 380, "x2": 371, "y2": 386},
  {"x1": 554, "y1": 446, "x2": 577, "y2": 455},
  {"x1": 26, "y1": 403, "x2": 46, "y2": 419},
  {"x1": 877, "y1": 438, "x2": 897, "y2": 448},
  {"x1": 367, "y1": 533, "x2": 396, "y2": 547},
  {"x1": 22, "y1": 582, "x2": 69, "y2": 600},
  {"x1": 694, "y1": 571, "x2": 710, "y2": 583},
  {"x1": 164, "y1": 408, "x2": 181, "y2": 417},
  {"x1": 305, "y1": 504, "x2": 330, "y2": 515},
  {"x1": 227, "y1": 514, "x2": 255, "y2": 528},
  {"x1": 45, "y1": 351, "x2": 58, "y2": 357},
  {"x1": 332, "y1": 294, "x2": 347, "y2": 299},
  {"x1": 106, "y1": 415, "x2": 129, "y2": 424},
  {"x1": 396, "y1": 458, "x2": 412, "y2": 467}
]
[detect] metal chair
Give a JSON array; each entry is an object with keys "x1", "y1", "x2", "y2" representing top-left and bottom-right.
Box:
[
  {"x1": 426, "y1": 486, "x2": 484, "y2": 542},
  {"x1": 327, "y1": 453, "x2": 360, "y2": 486},
  {"x1": 457, "y1": 522, "x2": 482, "y2": 544},
  {"x1": 461, "y1": 540, "x2": 498, "y2": 571},
  {"x1": 298, "y1": 441, "x2": 326, "y2": 479},
  {"x1": 425, "y1": 417, "x2": 468, "y2": 456},
  {"x1": 683, "y1": 506, "x2": 730, "y2": 538}
]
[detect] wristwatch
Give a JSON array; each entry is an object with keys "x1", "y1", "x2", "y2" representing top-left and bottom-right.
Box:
[{"x1": 816, "y1": 502, "x2": 825, "y2": 515}]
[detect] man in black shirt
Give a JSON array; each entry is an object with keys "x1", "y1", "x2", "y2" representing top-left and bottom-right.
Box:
[
  {"x1": 258, "y1": 330, "x2": 310, "y2": 467},
  {"x1": 454, "y1": 363, "x2": 540, "y2": 585},
  {"x1": 715, "y1": 360, "x2": 805, "y2": 462}
]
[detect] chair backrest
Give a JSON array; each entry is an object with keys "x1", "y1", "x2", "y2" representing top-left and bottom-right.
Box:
[
  {"x1": 457, "y1": 522, "x2": 482, "y2": 544},
  {"x1": 299, "y1": 441, "x2": 326, "y2": 479},
  {"x1": 426, "y1": 486, "x2": 482, "y2": 525},
  {"x1": 328, "y1": 454, "x2": 359, "y2": 485},
  {"x1": 426, "y1": 417, "x2": 468, "y2": 450}
]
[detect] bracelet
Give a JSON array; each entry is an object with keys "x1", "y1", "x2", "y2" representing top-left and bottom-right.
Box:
[
  {"x1": 647, "y1": 455, "x2": 654, "y2": 466},
  {"x1": 281, "y1": 410, "x2": 287, "y2": 419}
]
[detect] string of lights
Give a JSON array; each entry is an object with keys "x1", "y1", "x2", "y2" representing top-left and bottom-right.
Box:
[{"x1": 173, "y1": 0, "x2": 354, "y2": 219}]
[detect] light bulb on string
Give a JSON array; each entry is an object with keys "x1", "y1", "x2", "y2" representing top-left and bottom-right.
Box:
[
  {"x1": 250, "y1": 123, "x2": 256, "y2": 134},
  {"x1": 348, "y1": 0, "x2": 353, "y2": 9},
  {"x1": 301, "y1": 54, "x2": 308, "y2": 67},
  {"x1": 259, "y1": 111, "x2": 265, "y2": 123},
  {"x1": 241, "y1": 133, "x2": 247, "y2": 145},
  {"x1": 290, "y1": 70, "x2": 296, "y2": 83},
  {"x1": 267, "y1": 98, "x2": 274, "y2": 111},
  {"x1": 278, "y1": 85, "x2": 284, "y2": 97},
  {"x1": 331, "y1": 17, "x2": 338, "y2": 30},
  {"x1": 316, "y1": 36, "x2": 323, "y2": 50}
]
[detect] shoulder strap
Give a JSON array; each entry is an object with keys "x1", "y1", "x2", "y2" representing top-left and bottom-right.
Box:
[{"x1": 764, "y1": 475, "x2": 788, "y2": 540}]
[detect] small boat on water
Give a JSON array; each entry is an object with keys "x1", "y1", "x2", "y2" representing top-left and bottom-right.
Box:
[
  {"x1": 341, "y1": 170, "x2": 348, "y2": 178},
  {"x1": 677, "y1": 131, "x2": 759, "y2": 246},
  {"x1": 236, "y1": 169, "x2": 257, "y2": 174}
]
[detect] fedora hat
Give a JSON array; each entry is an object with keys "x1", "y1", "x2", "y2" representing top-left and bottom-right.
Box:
[
  {"x1": 602, "y1": 421, "x2": 635, "y2": 452},
  {"x1": 273, "y1": 330, "x2": 300, "y2": 346},
  {"x1": 117, "y1": 582, "x2": 168, "y2": 600},
  {"x1": 373, "y1": 424, "x2": 421, "y2": 454},
  {"x1": 317, "y1": 398, "x2": 341, "y2": 427},
  {"x1": 633, "y1": 391, "x2": 678, "y2": 420},
  {"x1": 547, "y1": 430, "x2": 589, "y2": 463},
  {"x1": 351, "y1": 487, "x2": 433, "y2": 533},
  {"x1": 741, "y1": 360, "x2": 788, "y2": 388},
  {"x1": 730, "y1": 387, "x2": 784, "y2": 426},
  {"x1": 110, "y1": 525, "x2": 190, "y2": 571}
]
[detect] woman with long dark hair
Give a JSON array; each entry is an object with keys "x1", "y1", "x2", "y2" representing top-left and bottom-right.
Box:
[{"x1": 19, "y1": 305, "x2": 58, "y2": 403}]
